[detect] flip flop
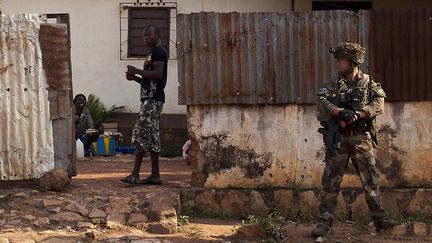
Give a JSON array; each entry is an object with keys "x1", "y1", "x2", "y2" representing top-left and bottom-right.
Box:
[
  {"x1": 140, "y1": 177, "x2": 162, "y2": 185},
  {"x1": 120, "y1": 175, "x2": 140, "y2": 184}
]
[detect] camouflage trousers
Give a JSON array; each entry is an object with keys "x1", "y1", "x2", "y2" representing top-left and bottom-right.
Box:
[
  {"x1": 131, "y1": 99, "x2": 163, "y2": 153},
  {"x1": 319, "y1": 132, "x2": 388, "y2": 222}
]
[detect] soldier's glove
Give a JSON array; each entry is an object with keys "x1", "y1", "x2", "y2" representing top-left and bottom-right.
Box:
[{"x1": 339, "y1": 109, "x2": 358, "y2": 123}]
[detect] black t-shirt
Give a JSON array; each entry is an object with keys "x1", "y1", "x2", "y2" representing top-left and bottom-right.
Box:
[{"x1": 140, "y1": 46, "x2": 168, "y2": 103}]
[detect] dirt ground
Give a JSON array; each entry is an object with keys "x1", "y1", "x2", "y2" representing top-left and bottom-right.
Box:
[
  {"x1": 73, "y1": 155, "x2": 192, "y2": 189},
  {"x1": 1, "y1": 155, "x2": 430, "y2": 242}
]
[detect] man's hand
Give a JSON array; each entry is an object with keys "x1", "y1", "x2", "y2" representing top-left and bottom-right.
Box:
[
  {"x1": 126, "y1": 72, "x2": 135, "y2": 81},
  {"x1": 356, "y1": 110, "x2": 368, "y2": 119},
  {"x1": 339, "y1": 109, "x2": 359, "y2": 124},
  {"x1": 127, "y1": 65, "x2": 139, "y2": 75},
  {"x1": 330, "y1": 108, "x2": 343, "y2": 117}
]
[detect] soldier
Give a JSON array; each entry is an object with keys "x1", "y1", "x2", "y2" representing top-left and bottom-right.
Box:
[{"x1": 312, "y1": 42, "x2": 395, "y2": 237}]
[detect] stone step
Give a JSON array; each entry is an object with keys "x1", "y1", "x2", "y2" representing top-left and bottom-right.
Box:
[
  {"x1": 180, "y1": 187, "x2": 432, "y2": 225},
  {"x1": 0, "y1": 188, "x2": 181, "y2": 235}
]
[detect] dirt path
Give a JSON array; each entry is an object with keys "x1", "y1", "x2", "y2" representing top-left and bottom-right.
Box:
[
  {"x1": 0, "y1": 156, "x2": 430, "y2": 242},
  {"x1": 74, "y1": 155, "x2": 191, "y2": 190},
  {"x1": 3, "y1": 219, "x2": 427, "y2": 243}
]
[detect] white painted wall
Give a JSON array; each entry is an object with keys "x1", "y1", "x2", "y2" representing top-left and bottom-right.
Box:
[{"x1": 1, "y1": 0, "x2": 292, "y2": 114}]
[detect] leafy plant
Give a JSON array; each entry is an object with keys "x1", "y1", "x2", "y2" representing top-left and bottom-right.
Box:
[
  {"x1": 248, "y1": 210, "x2": 288, "y2": 242},
  {"x1": 391, "y1": 212, "x2": 432, "y2": 226},
  {"x1": 86, "y1": 94, "x2": 125, "y2": 127},
  {"x1": 296, "y1": 209, "x2": 315, "y2": 223},
  {"x1": 335, "y1": 211, "x2": 350, "y2": 223},
  {"x1": 412, "y1": 212, "x2": 432, "y2": 225},
  {"x1": 353, "y1": 213, "x2": 371, "y2": 231},
  {"x1": 283, "y1": 209, "x2": 317, "y2": 223},
  {"x1": 177, "y1": 215, "x2": 190, "y2": 226}
]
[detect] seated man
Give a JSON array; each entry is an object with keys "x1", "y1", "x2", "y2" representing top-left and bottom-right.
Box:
[{"x1": 74, "y1": 94, "x2": 96, "y2": 156}]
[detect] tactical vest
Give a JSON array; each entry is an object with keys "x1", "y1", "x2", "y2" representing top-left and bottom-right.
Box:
[{"x1": 336, "y1": 79, "x2": 379, "y2": 147}]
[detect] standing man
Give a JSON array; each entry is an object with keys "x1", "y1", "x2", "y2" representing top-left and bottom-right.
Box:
[
  {"x1": 312, "y1": 42, "x2": 395, "y2": 236},
  {"x1": 121, "y1": 25, "x2": 168, "y2": 185}
]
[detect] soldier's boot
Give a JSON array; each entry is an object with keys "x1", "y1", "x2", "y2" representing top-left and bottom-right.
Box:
[
  {"x1": 373, "y1": 216, "x2": 396, "y2": 232},
  {"x1": 311, "y1": 212, "x2": 333, "y2": 237}
]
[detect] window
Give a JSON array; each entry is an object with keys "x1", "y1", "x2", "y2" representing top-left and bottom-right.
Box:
[
  {"x1": 127, "y1": 8, "x2": 170, "y2": 58},
  {"x1": 120, "y1": 1, "x2": 177, "y2": 60},
  {"x1": 312, "y1": 1, "x2": 372, "y2": 12}
]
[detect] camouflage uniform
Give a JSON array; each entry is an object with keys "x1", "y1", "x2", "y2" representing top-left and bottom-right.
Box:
[
  {"x1": 313, "y1": 42, "x2": 393, "y2": 236},
  {"x1": 317, "y1": 71, "x2": 388, "y2": 220},
  {"x1": 131, "y1": 99, "x2": 164, "y2": 153}
]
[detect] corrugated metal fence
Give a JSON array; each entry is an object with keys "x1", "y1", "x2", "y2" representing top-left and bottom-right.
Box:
[
  {"x1": 369, "y1": 8, "x2": 432, "y2": 101},
  {"x1": 177, "y1": 9, "x2": 432, "y2": 105}
]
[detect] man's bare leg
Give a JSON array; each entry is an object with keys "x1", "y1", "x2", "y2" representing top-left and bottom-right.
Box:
[
  {"x1": 139, "y1": 151, "x2": 162, "y2": 184},
  {"x1": 130, "y1": 149, "x2": 145, "y2": 178},
  {"x1": 120, "y1": 149, "x2": 145, "y2": 184},
  {"x1": 149, "y1": 151, "x2": 160, "y2": 179}
]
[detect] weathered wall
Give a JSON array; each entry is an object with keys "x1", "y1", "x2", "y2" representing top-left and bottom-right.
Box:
[
  {"x1": 1, "y1": 0, "x2": 293, "y2": 114},
  {"x1": 188, "y1": 102, "x2": 432, "y2": 189},
  {"x1": 0, "y1": 14, "x2": 55, "y2": 180},
  {"x1": 39, "y1": 23, "x2": 75, "y2": 175}
]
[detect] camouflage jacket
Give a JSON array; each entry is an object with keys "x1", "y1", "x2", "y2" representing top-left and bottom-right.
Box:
[{"x1": 316, "y1": 71, "x2": 386, "y2": 121}]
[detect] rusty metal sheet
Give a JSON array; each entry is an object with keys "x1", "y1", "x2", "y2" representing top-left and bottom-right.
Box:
[
  {"x1": 283, "y1": 10, "x2": 363, "y2": 104},
  {"x1": 0, "y1": 14, "x2": 55, "y2": 180},
  {"x1": 368, "y1": 8, "x2": 432, "y2": 101},
  {"x1": 177, "y1": 9, "x2": 431, "y2": 105},
  {"x1": 39, "y1": 23, "x2": 75, "y2": 176},
  {"x1": 177, "y1": 10, "x2": 365, "y2": 105}
]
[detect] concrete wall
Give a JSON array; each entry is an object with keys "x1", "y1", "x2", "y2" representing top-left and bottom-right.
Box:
[
  {"x1": 188, "y1": 102, "x2": 432, "y2": 189},
  {"x1": 1, "y1": 0, "x2": 293, "y2": 114}
]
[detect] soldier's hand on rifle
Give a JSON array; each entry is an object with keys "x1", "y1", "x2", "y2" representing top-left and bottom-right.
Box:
[
  {"x1": 330, "y1": 108, "x2": 343, "y2": 117},
  {"x1": 339, "y1": 109, "x2": 359, "y2": 124}
]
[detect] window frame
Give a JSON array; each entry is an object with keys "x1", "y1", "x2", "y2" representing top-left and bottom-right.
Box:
[
  {"x1": 127, "y1": 7, "x2": 170, "y2": 58},
  {"x1": 119, "y1": 1, "x2": 177, "y2": 61}
]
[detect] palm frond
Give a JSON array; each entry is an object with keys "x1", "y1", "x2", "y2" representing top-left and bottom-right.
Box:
[{"x1": 86, "y1": 94, "x2": 126, "y2": 126}]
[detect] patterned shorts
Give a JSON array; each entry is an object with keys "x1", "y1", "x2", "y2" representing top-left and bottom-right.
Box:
[{"x1": 131, "y1": 99, "x2": 163, "y2": 153}]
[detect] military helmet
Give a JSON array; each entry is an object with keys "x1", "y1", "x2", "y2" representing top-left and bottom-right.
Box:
[{"x1": 329, "y1": 42, "x2": 366, "y2": 66}]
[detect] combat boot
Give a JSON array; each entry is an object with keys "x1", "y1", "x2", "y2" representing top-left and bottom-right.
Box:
[
  {"x1": 373, "y1": 215, "x2": 396, "y2": 232},
  {"x1": 311, "y1": 212, "x2": 333, "y2": 237}
]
